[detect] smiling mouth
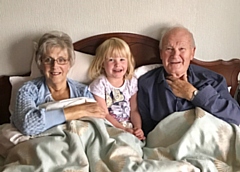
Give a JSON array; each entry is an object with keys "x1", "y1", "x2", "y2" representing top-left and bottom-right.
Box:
[
  {"x1": 170, "y1": 62, "x2": 181, "y2": 64},
  {"x1": 50, "y1": 72, "x2": 61, "y2": 75},
  {"x1": 113, "y1": 69, "x2": 123, "y2": 72}
]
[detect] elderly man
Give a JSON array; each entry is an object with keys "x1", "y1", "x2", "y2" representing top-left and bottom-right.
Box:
[{"x1": 138, "y1": 26, "x2": 240, "y2": 135}]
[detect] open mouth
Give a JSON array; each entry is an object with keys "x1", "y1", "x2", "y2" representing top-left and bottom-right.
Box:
[
  {"x1": 113, "y1": 69, "x2": 123, "y2": 73},
  {"x1": 50, "y1": 72, "x2": 61, "y2": 76},
  {"x1": 170, "y1": 61, "x2": 181, "y2": 64}
]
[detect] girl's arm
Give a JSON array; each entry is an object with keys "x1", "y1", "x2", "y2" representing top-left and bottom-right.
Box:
[
  {"x1": 93, "y1": 94, "x2": 128, "y2": 131},
  {"x1": 130, "y1": 93, "x2": 145, "y2": 140},
  {"x1": 129, "y1": 93, "x2": 142, "y2": 129}
]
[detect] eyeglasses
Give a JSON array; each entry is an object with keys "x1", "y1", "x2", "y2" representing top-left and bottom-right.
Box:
[{"x1": 42, "y1": 57, "x2": 69, "y2": 65}]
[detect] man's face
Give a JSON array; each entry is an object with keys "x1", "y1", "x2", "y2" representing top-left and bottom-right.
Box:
[{"x1": 160, "y1": 28, "x2": 195, "y2": 78}]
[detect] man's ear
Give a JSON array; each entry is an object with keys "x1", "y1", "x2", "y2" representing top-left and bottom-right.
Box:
[
  {"x1": 190, "y1": 47, "x2": 196, "y2": 60},
  {"x1": 159, "y1": 50, "x2": 162, "y2": 60}
]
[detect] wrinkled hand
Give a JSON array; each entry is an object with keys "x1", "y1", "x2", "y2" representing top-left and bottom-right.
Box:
[
  {"x1": 133, "y1": 128, "x2": 145, "y2": 140},
  {"x1": 64, "y1": 102, "x2": 107, "y2": 120},
  {"x1": 125, "y1": 128, "x2": 134, "y2": 134},
  {"x1": 166, "y1": 75, "x2": 196, "y2": 100}
]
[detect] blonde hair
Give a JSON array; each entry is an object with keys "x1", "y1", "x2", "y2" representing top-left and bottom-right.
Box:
[{"x1": 88, "y1": 37, "x2": 135, "y2": 80}]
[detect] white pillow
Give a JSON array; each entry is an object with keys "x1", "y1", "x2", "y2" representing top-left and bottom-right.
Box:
[
  {"x1": 9, "y1": 76, "x2": 32, "y2": 115},
  {"x1": 30, "y1": 41, "x2": 41, "y2": 78},
  {"x1": 134, "y1": 64, "x2": 162, "y2": 78},
  {"x1": 67, "y1": 51, "x2": 94, "y2": 84},
  {"x1": 228, "y1": 86, "x2": 231, "y2": 92},
  {"x1": 30, "y1": 51, "x2": 94, "y2": 84}
]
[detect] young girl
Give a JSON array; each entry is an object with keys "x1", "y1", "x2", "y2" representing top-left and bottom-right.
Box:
[{"x1": 88, "y1": 37, "x2": 145, "y2": 140}]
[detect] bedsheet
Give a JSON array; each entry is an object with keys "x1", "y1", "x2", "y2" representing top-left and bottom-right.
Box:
[{"x1": 0, "y1": 107, "x2": 240, "y2": 172}]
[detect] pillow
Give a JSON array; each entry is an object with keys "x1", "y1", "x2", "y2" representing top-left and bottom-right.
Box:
[
  {"x1": 134, "y1": 64, "x2": 162, "y2": 78},
  {"x1": 9, "y1": 76, "x2": 32, "y2": 115},
  {"x1": 67, "y1": 51, "x2": 94, "y2": 84},
  {"x1": 228, "y1": 87, "x2": 231, "y2": 92},
  {"x1": 30, "y1": 51, "x2": 94, "y2": 84}
]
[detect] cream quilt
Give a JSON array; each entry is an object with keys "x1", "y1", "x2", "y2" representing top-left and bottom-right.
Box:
[{"x1": 0, "y1": 102, "x2": 240, "y2": 171}]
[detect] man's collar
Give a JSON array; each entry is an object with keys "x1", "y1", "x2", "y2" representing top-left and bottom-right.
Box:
[
  {"x1": 157, "y1": 68, "x2": 167, "y2": 83},
  {"x1": 157, "y1": 64, "x2": 194, "y2": 83}
]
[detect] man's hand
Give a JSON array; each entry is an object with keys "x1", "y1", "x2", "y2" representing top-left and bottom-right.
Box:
[{"x1": 166, "y1": 75, "x2": 196, "y2": 101}]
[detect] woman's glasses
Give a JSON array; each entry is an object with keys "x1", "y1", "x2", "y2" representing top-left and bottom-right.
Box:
[{"x1": 42, "y1": 57, "x2": 69, "y2": 65}]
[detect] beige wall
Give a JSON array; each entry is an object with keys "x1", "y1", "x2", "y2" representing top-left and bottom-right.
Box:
[{"x1": 1, "y1": 0, "x2": 240, "y2": 75}]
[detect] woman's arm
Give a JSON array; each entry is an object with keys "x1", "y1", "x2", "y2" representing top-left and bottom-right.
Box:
[
  {"x1": 64, "y1": 102, "x2": 106, "y2": 120},
  {"x1": 12, "y1": 79, "x2": 106, "y2": 136},
  {"x1": 12, "y1": 81, "x2": 66, "y2": 136}
]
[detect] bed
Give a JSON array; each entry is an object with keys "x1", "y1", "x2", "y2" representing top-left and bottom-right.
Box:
[{"x1": 0, "y1": 32, "x2": 240, "y2": 171}]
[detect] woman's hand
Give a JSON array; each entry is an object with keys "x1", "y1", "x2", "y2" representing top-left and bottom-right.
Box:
[
  {"x1": 125, "y1": 128, "x2": 134, "y2": 134},
  {"x1": 64, "y1": 102, "x2": 107, "y2": 120}
]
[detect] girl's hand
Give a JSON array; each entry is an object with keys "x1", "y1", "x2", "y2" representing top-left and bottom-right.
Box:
[{"x1": 133, "y1": 128, "x2": 146, "y2": 140}]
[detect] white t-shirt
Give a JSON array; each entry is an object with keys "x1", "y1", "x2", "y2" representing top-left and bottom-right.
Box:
[{"x1": 89, "y1": 75, "x2": 138, "y2": 123}]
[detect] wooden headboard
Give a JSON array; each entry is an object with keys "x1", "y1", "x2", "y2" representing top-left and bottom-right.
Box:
[
  {"x1": 73, "y1": 32, "x2": 161, "y2": 68},
  {"x1": 0, "y1": 32, "x2": 239, "y2": 125},
  {"x1": 73, "y1": 32, "x2": 240, "y2": 97}
]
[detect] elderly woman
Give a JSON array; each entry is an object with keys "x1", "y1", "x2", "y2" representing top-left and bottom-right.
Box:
[{"x1": 11, "y1": 31, "x2": 106, "y2": 136}]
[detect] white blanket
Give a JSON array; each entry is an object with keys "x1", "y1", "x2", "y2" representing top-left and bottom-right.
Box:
[{"x1": 1, "y1": 98, "x2": 240, "y2": 171}]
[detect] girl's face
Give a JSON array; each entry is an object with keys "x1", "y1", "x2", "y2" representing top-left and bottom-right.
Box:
[
  {"x1": 40, "y1": 47, "x2": 70, "y2": 87},
  {"x1": 103, "y1": 52, "x2": 128, "y2": 80}
]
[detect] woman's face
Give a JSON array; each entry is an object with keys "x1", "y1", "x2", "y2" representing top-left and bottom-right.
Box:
[{"x1": 40, "y1": 47, "x2": 70, "y2": 86}]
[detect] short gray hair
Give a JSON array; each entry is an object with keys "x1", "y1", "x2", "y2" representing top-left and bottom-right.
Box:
[
  {"x1": 35, "y1": 31, "x2": 75, "y2": 69},
  {"x1": 159, "y1": 25, "x2": 195, "y2": 50}
]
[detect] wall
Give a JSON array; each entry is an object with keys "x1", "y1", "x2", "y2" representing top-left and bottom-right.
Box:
[{"x1": 1, "y1": 0, "x2": 240, "y2": 76}]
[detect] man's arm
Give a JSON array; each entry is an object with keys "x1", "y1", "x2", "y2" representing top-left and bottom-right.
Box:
[
  {"x1": 166, "y1": 74, "x2": 196, "y2": 101},
  {"x1": 166, "y1": 75, "x2": 240, "y2": 125},
  {"x1": 192, "y1": 84, "x2": 240, "y2": 125}
]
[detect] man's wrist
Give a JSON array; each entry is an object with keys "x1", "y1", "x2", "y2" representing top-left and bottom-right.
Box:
[{"x1": 190, "y1": 90, "x2": 199, "y2": 101}]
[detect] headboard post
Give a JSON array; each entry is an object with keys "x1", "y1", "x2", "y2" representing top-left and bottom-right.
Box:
[{"x1": 0, "y1": 75, "x2": 12, "y2": 124}]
